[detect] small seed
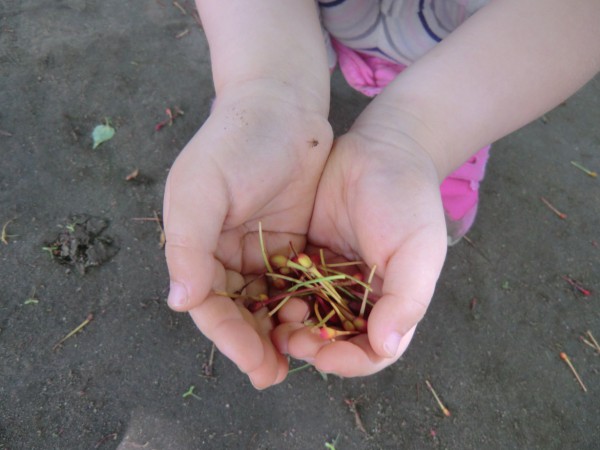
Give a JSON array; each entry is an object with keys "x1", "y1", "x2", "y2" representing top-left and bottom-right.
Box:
[
  {"x1": 296, "y1": 253, "x2": 313, "y2": 269},
  {"x1": 353, "y1": 316, "x2": 368, "y2": 333},
  {"x1": 271, "y1": 277, "x2": 288, "y2": 290},
  {"x1": 270, "y1": 254, "x2": 289, "y2": 269},
  {"x1": 342, "y1": 320, "x2": 356, "y2": 332}
]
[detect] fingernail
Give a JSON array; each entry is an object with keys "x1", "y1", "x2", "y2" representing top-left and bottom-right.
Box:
[
  {"x1": 168, "y1": 282, "x2": 188, "y2": 309},
  {"x1": 383, "y1": 332, "x2": 402, "y2": 357}
]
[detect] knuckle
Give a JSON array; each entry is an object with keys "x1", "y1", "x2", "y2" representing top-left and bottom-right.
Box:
[
  {"x1": 164, "y1": 232, "x2": 199, "y2": 251},
  {"x1": 407, "y1": 298, "x2": 428, "y2": 322}
]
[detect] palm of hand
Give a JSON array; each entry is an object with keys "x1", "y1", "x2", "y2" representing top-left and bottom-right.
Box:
[{"x1": 163, "y1": 95, "x2": 332, "y2": 388}]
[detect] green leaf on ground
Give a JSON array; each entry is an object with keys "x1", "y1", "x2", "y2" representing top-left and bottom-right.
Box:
[{"x1": 92, "y1": 123, "x2": 115, "y2": 149}]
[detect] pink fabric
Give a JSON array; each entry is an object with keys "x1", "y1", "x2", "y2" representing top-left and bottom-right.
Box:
[
  {"x1": 439, "y1": 146, "x2": 490, "y2": 221},
  {"x1": 332, "y1": 40, "x2": 406, "y2": 96},
  {"x1": 333, "y1": 39, "x2": 490, "y2": 228}
]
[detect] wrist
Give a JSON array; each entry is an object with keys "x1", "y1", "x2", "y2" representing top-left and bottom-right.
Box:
[
  {"x1": 198, "y1": 0, "x2": 331, "y2": 117},
  {"x1": 350, "y1": 99, "x2": 450, "y2": 184},
  {"x1": 214, "y1": 77, "x2": 330, "y2": 119}
]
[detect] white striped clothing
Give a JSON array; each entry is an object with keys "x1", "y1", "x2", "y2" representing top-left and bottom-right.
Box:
[{"x1": 319, "y1": 0, "x2": 490, "y2": 66}]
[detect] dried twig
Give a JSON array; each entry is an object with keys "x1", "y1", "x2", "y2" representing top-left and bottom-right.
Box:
[
  {"x1": 131, "y1": 211, "x2": 165, "y2": 248},
  {"x1": 53, "y1": 313, "x2": 94, "y2": 351},
  {"x1": 570, "y1": 161, "x2": 597, "y2": 178},
  {"x1": 425, "y1": 380, "x2": 451, "y2": 417},
  {"x1": 94, "y1": 432, "x2": 118, "y2": 448},
  {"x1": 344, "y1": 398, "x2": 367, "y2": 434},
  {"x1": 463, "y1": 235, "x2": 491, "y2": 263},
  {"x1": 1, "y1": 218, "x2": 17, "y2": 244},
  {"x1": 175, "y1": 28, "x2": 189, "y2": 39},
  {"x1": 155, "y1": 107, "x2": 184, "y2": 131},
  {"x1": 202, "y1": 343, "x2": 216, "y2": 377},
  {"x1": 541, "y1": 197, "x2": 567, "y2": 219},
  {"x1": 580, "y1": 331, "x2": 600, "y2": 353},
  {"x1": 560, "y1": 352, "x2": 587, "y2": 392},
  {"x1": 172, "y1": 1, "x2": 186, "y2": 15},
  {"x1": 563, "y1": 276, "x2": 592, "y2": 296}
]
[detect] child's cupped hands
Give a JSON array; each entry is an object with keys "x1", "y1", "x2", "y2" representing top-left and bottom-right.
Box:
[
  {"x1": 163, "y1": 82, "x2": 333, "y2": 389},
  {"x1": 163, "y1": 81, "x2": 449, "y2": 385}
]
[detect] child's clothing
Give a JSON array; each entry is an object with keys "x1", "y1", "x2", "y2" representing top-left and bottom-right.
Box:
[
  {"x1": 319, "y1": 0, "x2": 489, "y2": 68},
  {"x1": 319, "y1": 0, "x2": 491, "y2": 244}
]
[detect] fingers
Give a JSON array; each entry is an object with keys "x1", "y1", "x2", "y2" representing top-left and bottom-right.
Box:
[
  {"x1": 165, "y1": 139, "x2": 283, "y2": 386},
  {"x1": 271, "y1": 322, "x2": 306, "y2": 356},
  {"x1": 163, "y1": 143, "x2": 229, "y2": 312},
  {"x1": 313, "y1": 329, "x2": 415, "y2": 377},
  {"x1": 189, "y1": 295, "x2": 287, "y2": 389},
  {"x1": 271, "y1": 293, "x2": 413, "y2": 376},
  {"x1": 246, "y1": 303, "x2": 289, "y2": 388},
  {"x1": 271, "y1": 297, "x2": 309, "y2": 356},
  {"x1": 189, "y1": 294, "x2": 264, "y2": 371},
  {"x1": 276, "y1": 297, "x2": 310, "y2": 324},
  {"x1": 367, "y1": 228, "x2": 447, "y2": 357},
  {"x1": 273, "y1": 321, "x2": 417, "y2": 377},
  {"x1": 247, "y1": 336, "x2": 289, "y2": 389}
]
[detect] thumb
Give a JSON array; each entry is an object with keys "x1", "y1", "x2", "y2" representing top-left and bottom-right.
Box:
[
  {"x1": 162, "y1": 152, "x2": 229, "y2": 311},
  {"x1": 367, "y1": 227, "x2": 447, "y2": 357}
]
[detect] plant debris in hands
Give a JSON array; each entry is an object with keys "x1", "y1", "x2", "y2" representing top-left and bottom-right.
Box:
[
  {"x1": 215, "y1": 223, "x2": 378, "y2": 340},
  {"x1": 44, "y1": 215, "x2": 118, "y2": 275}
]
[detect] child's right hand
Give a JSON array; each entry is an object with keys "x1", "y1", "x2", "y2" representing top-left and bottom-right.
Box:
[{"x1": 162, "y1": 81, "x2": 333, "y2": 388}]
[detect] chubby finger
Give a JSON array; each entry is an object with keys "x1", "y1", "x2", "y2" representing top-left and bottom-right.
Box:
[
  {"x1": 274, "y1": 323, "x2": 416, "y2": 376},
  {"x1": 189, "y1": 293, "x2": 266, "y2": 374},
  {"x1": 285, "y1": 325, "x2": 331, "y2": 362},
  {"x1": 271, "y1": 322, "x2": 305, "y2": 355},
  {"x1": 277, "y1": 297, "x2": 310, "y2": 324},
  {"x1": 247, "y1": 337, "x2": 289, "y2": 389},
  {"x1": 163, "y1": 146, "x2": 229, "y2": 312},
  {"x1": 234, "y1": 306, "x2": 289, "y2": 389},
  {"x1": 313, "y1": 327, "x2": 415, "y2": 377},
  {"x1": 368, "y1": 230, "x2": 446, "y2": 357}
]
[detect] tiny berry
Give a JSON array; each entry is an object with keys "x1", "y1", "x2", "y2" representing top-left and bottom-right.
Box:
[
  {"x1": 353, "y1": 317, "x2": 368, "y2": 333},
  {"x1": 318, "y1": 326, "x2": 338, "y2": 340},
  {"x1": 296, "y1": 253, "x2": 313, "y2": 269},
  {"x1": 342, "y1": 320, "x2": 356, "y2": 332},
  {"x1": 271, "y1": 278, "x2": 288, "y2": 290},
  {"x1": 270, "y1": 254, "x2": 289, "y2": 269}
]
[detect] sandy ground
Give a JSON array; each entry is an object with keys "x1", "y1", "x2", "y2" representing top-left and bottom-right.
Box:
[{"x1": 1, "y1": 1, "x2": 599, "y2": 449}]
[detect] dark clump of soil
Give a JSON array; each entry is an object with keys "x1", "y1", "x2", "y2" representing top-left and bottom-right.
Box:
[{"x1": 44, "y1": 214, "x2": 118, "y2": 275}]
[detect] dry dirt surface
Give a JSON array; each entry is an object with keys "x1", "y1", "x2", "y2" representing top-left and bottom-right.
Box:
[{"x1": 1, "y1": 1, "x2": 599, "y2": 449}]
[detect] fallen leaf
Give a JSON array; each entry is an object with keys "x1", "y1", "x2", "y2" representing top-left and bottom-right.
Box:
[{"x1": 92, "y1": 124, "x2": 115, "y2": 149}]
